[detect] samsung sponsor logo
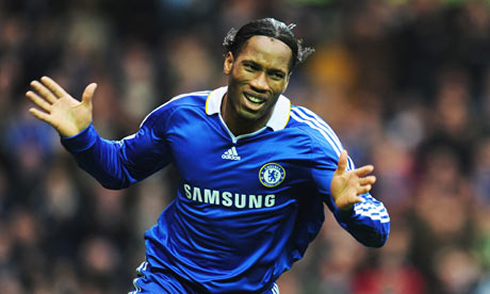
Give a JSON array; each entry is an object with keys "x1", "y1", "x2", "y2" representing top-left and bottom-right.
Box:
[{"x1": 183, "y1": 184, "x2": 275, "y2": 209}]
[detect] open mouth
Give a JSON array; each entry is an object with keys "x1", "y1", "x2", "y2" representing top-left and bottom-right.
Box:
[{"x1": 244, "y1": 93, "x2": 266, "y2": 104}]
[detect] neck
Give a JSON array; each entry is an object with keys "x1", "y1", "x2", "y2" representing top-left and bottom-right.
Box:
[{"x1": 221, "y1": 94, "x2": 270, "y2": 136}]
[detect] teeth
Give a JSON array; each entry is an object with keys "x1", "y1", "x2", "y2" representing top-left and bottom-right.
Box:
[{"x1": 245, "y1": 94, "x2": 263, "y2": 103}]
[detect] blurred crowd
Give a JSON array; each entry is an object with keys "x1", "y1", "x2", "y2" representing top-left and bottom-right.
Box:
[{"x1": 2, "y1": 0, "x2": 490, "y2": 293}]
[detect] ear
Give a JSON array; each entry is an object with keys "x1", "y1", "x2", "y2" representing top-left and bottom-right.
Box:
[{"x1": 223, "y1": 52, "x2": 234, "y2": 75}]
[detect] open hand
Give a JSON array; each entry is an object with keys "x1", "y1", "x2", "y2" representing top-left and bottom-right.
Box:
[
  {"x1": 26, "y1": 76, "x2": 97, "y2": 137},
  {"x1": 330, "y1": 150, "x2": 376, "y2": 211}
]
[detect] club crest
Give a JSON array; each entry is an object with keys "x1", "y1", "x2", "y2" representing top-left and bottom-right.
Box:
[{"x1": 259, "y1": 163, "x2": 286, "y2": 188}]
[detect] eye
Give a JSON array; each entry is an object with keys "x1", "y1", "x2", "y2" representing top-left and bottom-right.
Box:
[
  {"x1": 269, "y1": 71, "x2": 285, "y2": 80},
  {"x1": 243, "y1": 62, "x2": 260, "y2": 72}
]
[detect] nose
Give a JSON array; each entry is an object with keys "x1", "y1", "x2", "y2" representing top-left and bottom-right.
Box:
[{"x1": 250, "y1": 72, "x2": 269, "y2": 93}]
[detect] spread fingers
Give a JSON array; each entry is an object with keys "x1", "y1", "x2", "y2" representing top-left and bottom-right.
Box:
[
  {"x1": 359, "y1": 175, "x2": 376, "y2": 186},
  {"x1": 28, "y1": 108, "x2": 52, "y2": 124},
  {"x1": 30, "y1": 80, "x2": 57, "y2": 104},
  {"x1": 26, "y1": 90, "x2": 51, "y2": 112},
  {"x1": 40, "y1": 76, "x2": 68, "y2": 98}
]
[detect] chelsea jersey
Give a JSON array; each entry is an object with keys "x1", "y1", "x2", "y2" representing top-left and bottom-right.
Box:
[{"x1": 61, "y1": 86, "x2": 390, "y2": 293}]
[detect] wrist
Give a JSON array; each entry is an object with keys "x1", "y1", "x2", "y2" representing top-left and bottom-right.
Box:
[
  {"x1": 60, "y1": 122, "x2": 97, "y2": 153},
  {"x1": 60, "y1": 122, "x2": 91, "y2": 137}
]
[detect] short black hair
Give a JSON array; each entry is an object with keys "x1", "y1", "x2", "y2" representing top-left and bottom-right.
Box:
[{"x1": 223, "y1": 18, "x2": 314, "y2": 72}]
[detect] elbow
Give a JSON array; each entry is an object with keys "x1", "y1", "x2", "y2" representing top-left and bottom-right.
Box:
[
  {"x1": 358, "y1": 232, "x2": 389, "y2": 248},
  {"x1": 100, "y1": 182, "x2": 129, "y2": 190},
  {"x1": 97, "y1": 176, "x2": 131, "y2": 190},
  {"x1": 368, "y1": 222, "x2": 390, "y2": 248},
  {"x1": 367, "y1": 234, "x2": 389, "y2": 248},
  {"x1": 356, "y1": 222, "x2": 391, "y2": 248}
]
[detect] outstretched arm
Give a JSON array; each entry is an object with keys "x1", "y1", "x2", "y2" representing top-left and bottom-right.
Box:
[
  {"x1": 27, "y1": 76, "x2": 97, "y2": 137},
  {"x1": 328, "y1": 150, "x2": 390, "y2": 247},
  {"x1": 26, "y1": 77, "x2": 171, "y2": 189}
]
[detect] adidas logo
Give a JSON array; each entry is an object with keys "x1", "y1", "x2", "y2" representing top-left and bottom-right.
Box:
[{"x1": 221, "y1": 146, "x2": 241, "y2": 161}]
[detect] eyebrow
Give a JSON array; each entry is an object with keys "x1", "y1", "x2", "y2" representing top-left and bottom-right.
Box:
[{"x1": 242, "y1": 60, "x2": 288, "y2": 75}]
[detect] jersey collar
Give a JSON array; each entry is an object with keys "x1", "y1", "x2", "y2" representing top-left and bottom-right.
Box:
[{"x1": 205, "y1": 86, "x2": 291, "y2": 131}]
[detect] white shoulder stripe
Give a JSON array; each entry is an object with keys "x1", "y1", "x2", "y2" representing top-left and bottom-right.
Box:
[
  {"x1": 292, "y1": 107, "x2": 344, "y2": 153},
  {"x1": 290, "y1": 107, "x2": 354, "y2": 171},
  {"x1": 272, "y1": 283, "x2": 280, "y2": 294},
  {"x1": 296, "y1": 106, "x2": 340, "y2": 137},
  {"x1": 295, "y1": 106, "x2": 356, "y2": 170},
  {"x1": 290, "y1": 111, "x2": 341, "y2": 156},
  {"x1": 294, "y1": 107, "x2": 356, "y2": 169},
  {"x1": 139, "y1": 91, "x2": 209, "y2": 128},
  {"x1": 348, "y1": 157, "x2": 355, "y2": 170}
]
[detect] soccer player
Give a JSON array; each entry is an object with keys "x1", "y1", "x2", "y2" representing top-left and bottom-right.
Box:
[{"x1": 26, "y1": 18, "x2": 390, "y2": 294}]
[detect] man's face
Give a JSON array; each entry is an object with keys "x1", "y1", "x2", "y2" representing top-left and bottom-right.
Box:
[{"x1": 223, "y1": 35, "x2": 292, "y2": 126}]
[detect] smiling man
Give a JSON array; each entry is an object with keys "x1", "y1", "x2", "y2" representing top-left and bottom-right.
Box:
[
  {"x1": 26, "y1": 18, "x2": 390, "y2": 294},
  {"x1": 222, "y1": 34, "x2": 292, "y2": 135}
]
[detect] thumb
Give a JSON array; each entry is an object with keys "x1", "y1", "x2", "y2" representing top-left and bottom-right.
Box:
[
  {"x1": 334, "y1": 150, "x2": 348, "y2": 177},
  {"x1": 81, "y1": 83, "x2": 97, "y2": 106}
]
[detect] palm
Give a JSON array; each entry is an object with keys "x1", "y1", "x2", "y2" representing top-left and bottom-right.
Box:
[
  {"x1": 26, "y1": 76, "x2": 97, "y2": 137},
  {"x1": 49, "y1": 95, "x2": 91, "y2": 136},
  {"x1": 331, "y1": 150, "x2": 376, "y2": 211},
  {"x1": 331, "y1": 171, "x2": 361, "y2": 209}
]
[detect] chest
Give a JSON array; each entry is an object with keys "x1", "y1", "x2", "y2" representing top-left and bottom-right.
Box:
[{"x1": 167, "y1": 116, "x2": 312, "y2": 194}]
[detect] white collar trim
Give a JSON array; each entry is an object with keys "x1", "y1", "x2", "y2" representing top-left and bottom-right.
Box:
[{"x1": 205, "y1": 86, "x2": 291, "y2": 131}]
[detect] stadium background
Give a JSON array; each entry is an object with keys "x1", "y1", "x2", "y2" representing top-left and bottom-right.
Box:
[{"x1": 2, "y1": 0, "x2": 490, "y2": 293}]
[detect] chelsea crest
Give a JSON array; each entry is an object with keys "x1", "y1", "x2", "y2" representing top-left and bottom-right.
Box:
[{"x1": 259, "y1": 163, "x2": 286, "y2": 188}]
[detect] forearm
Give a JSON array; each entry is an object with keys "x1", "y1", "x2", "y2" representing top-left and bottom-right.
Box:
[
  {"x1": 61, "y1": 124, "x2": 135, "y2": 188},
  {"x1": 333, "y1": 193, "x2": 390, "y2": 247}
]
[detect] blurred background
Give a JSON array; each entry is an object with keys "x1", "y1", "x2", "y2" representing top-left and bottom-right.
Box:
[{"x1": 2, "y1": 0, "x2": 490, "y2": 293}]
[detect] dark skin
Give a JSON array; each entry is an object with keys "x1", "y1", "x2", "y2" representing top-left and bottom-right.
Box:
[
  {"x1": 26, "y1": 36, "x2": 376, "y2": 211},
  {"x1": 222, "y1": 35, "x2": 292, "y2": 136},
  {"x1": 220, "y1": 35, "x2": 374, "y2": 210}
]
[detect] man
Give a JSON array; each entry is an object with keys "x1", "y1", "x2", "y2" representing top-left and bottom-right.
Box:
[{"x1": 26, "y1": 18, "x2": 390, "y2": 294}]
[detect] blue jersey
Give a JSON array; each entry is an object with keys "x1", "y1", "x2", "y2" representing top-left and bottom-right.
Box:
[{"x1": 61, "y1": 86, "x2": 390, "y2": 293}]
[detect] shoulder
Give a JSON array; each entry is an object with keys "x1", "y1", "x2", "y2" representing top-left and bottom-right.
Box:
[
  {"x1": 140, "y1": 90, "x2": 212, "y2": 127},
  {"x1": 148, "y1": 90, "x2": 211, "y2": 117},
  {"x1": 288, "y1": 105, "x2": 343, "y2": 151},
  {"x1": 287, "y1": 104, "x2": 347, "y2": 165}
]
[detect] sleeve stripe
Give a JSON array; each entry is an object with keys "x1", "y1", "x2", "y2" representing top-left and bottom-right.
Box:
[
  {"x1": 290, "y1": 107, "x2": 354, "y2": 171},
  {"x1": 129, "y1": 261, "x2": 148, "y2": 294},
  {"x1": 354, "y1": 194, "x2": 390, "y2": 223},
  {"x1": 355, "y1": 213, "x2": 390, "y2": 223}
]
